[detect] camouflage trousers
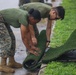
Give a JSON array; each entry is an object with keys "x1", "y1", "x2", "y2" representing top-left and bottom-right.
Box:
[{"x1": 0, "y1": 16, "x2": 15, "y2": 58}]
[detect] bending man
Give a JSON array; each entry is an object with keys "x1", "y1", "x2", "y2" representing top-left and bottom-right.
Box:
[{"x1": 0, "y1": 8, "x2": 41, "y2": 73}]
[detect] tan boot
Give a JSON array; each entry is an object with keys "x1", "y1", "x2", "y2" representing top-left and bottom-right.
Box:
[
  {"x1": 7, "y1": 56, "x2": 22, "y2": 68},
  {"x1": 0, "y1": 57, "x2": 15, "y2": 73}
]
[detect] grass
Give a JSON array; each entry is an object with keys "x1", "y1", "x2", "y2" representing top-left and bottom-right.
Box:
[
  {"x1": 45, "y1": 61, "x2": 76, "y2": 75},
  {"x1": 44, "y1": 0, "x2": 76, "y2": 75}
]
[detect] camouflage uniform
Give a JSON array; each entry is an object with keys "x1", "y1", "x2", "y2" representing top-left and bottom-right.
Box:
[
  {"x1": 0, "y1": 8, "x2": 31, "y2": 57},
  {"x1": 0, "y1": 15, "x2": 15, "y2": 58}
]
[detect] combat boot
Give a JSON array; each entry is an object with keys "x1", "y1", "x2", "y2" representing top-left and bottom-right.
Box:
[
  {"x1": 7, "y1": 56, "x2": 22, "y2": 68},
  {"x1": 0, "y1": 57, "x2": 15, "y2": 73}
]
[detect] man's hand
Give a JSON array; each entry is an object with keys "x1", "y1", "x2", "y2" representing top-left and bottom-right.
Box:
[
  {"x1": 29, "y1": 46, "x2": 40, "y2": 56},
  {"x1": 31, "y1": 37, "x2": 37, "y2": 45},
  {"x1": 29, "y1": 50, "x2": 39, "y2": 56}
]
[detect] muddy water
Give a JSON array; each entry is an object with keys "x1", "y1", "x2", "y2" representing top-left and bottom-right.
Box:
[{"x1": 0, "y1": 0, "x2": 62, "y2": 75}]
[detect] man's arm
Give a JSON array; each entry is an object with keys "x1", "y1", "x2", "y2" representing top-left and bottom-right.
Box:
[
  {"x1": 20, "y1": 24, "x2": 31, "y2": 50},
  {"x1": 46, "y1": 20, "x2": 53, "y2": 47},
  {"x1": 20, "y1": 24, "x2": 39, "y2": 56},
  {"x1": 29, "y1": 24, "x2": 37, "y2": 45}
]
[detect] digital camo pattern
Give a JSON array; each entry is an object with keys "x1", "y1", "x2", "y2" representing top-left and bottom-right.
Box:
[{"x1": 0, "y1": 22, "x2": 11, "y2": 57}]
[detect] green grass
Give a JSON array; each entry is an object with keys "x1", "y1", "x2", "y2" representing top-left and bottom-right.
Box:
[
  {"x1": 45, "y1": 61, "x2": 76, "y2": 75},
  {"x1": 44, "y1": 0, "x2": 76, "y2": 75}
]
